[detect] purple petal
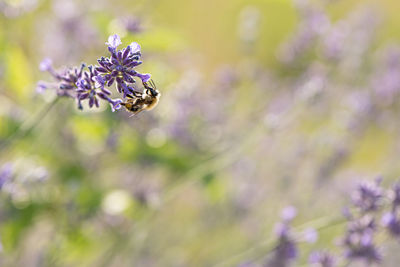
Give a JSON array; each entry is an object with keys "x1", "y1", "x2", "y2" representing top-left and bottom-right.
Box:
[
  {"x1": 109, "y1": 98, "x2": 122, "y2": 112},
  {"x1": 107, "y1": 78, "x2": 115, "y2": 87},
  {"x1": 135, "y1": 73, "x2": 151, "y2": 82},
  {"x1": 122, "y1": 46, "x2": 131, "y2": 60},
  {"x1": 130, "y1": 42, "x2": 141, "y2": 54},
  {"x1": 94, "y1": 75, "x2": 106, "y2": 87},
  {"x1": 36, "y1": 81, "x2": 48, "y2": 93},
  {"x1": 125, "y1": 61, "x2": 142, "y2": 68},
  {"x1": 95, "y1": 67, "x2": 108, "y2": 73},
  {"x1": 89, "y1": 97, "x2": 94, "y2": 107},
  {"x1": 106, "y1": 34, "x2": 122, "y2": 49}
]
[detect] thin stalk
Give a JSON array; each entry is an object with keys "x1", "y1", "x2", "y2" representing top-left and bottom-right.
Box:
[{"x1": 0, "y1": 97, "x2": 59, "y2": 153}]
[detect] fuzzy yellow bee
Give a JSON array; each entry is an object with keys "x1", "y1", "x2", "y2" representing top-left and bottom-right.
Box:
[{"x1": 121, "y1": 79, "x2": 161, "y2": 116}]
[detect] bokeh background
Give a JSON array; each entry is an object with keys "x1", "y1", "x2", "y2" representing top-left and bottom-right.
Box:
[{"x1": 1, "y1": 0, "x2": 400, "y2": 266}]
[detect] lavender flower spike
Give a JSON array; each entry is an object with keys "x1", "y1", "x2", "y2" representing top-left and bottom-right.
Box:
[
  {"x1": 267, "y1": 206, "x2": 298, "y2": 267},
  {"x1": 382, "y1": 212, "x2": 400, "y2": 239},
  {"x1": 352, "y1": 178, "x2": 384, "y2": 213},
  {"x1": 96, "y1": 35, "x2": 150, "y2": 97}
]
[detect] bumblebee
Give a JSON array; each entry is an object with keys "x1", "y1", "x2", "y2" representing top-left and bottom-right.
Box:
[{"x1": 121, "y1": 79, "x2": 161, "y2": 116}]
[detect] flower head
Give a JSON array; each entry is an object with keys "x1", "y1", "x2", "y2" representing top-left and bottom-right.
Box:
[
  {"x1": 267, "y1": 207, "x2": 298, "y2": 267},
  {"x1": 38, "y1": 34, "x2": 153, "y2": 113},
  {"x1": 382, "y1": 212, "x2": 400, "y2": 239},
  {"x1": 76, "y1": 65, "x2": 121, "y2": 111},
  {"x1": 352, "y1": 178, "x2": 384, "y2": 213},
  {"x1": 96, "y1": 34, "x2": 151, "y2": 97},
  {"x1": 342, "y1": 215, "x2": 381, "y2": 264}
]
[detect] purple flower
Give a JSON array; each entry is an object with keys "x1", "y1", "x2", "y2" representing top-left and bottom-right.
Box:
[
  {"x1": 76, "y1": 65, "x2": 121, "y2": 111},
  {"x1": 303, "y1": 227, "x2": 318, "y2": 243},
  {"x1": 38, "y1": 34, "x2": 153, "y2": 113},
  {"x1": 281, "y1": 206, "x2": 297, "y2": 221},
  {"x1": 309, "y1": 251, "x2": 336, "y2": 267},
  {"x1": 0, "y1": 163, "x2": 13, "y2": 189},
  {"x1": 352, "y1": 178, "x2": 384, "y2": 213},
  {"x1": 267, "y1": 207, "x2": 298, "y2": 267},
  {"x1": 390, "y1": 182, "x2": 400, "y2": 210},
  {"x1": 96, "y1": 34, "x2": 151, "y2": 97},
  {"x1": 123, "y1": 17, "x2": 142, "y2": 33},
  {"x1": 342, "y1": 215, "x2": 381, "y2": 264},
  {"x1": 382, "y1": 212, "x2": 400, "y2": 239},
  {"x1": 39, "y1": 58, "x2": 53, "y2": 72},
  {"x1": 36, "y1": 81, "x2": 48, "y2": 94}
]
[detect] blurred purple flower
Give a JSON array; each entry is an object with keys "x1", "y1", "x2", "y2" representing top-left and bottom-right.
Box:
[
  {"x1": 342, "y1": 215, "x2": 381, "y2": 264},
  {"x1": 390, "y1": 182, "x2": 400, "y2": 210},
  {"x1": 39, "y1": 58, "x2": 53, "y2": 72},
  {"x1": 309, "y1": 251, "x2": 336, "y2": 267},
  {"x1": 381, "y1": 212, "x2": 400, "y2": 239},
  {"x1": 0, "y1": 163, "x2": 13, "y2": 189},
  {"x1": 267, "y1": 207, "x2": 298, "y2": 267},
  {"x1": 303, "y1": 227, "x2": 318, "y2": 243},
  {"x1": 36, "y1": 81, "x2": 48, "y2": 94},
  {"x1": 373, "y1": 47, "x2": 400, "y2": 105},
  {"x1": 123, "y1": 17, "x2": 143, "y2": 33},
  {"x1": 351, "y1": 178, "x2": 384, "y2": 213},
  {"x1": 281, "y1": 206, "x2": 297, "y2": 221}
]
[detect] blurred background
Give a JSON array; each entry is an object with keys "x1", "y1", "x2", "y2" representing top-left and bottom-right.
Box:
[{"x1": 1, "y1": 0, "x2": 400, "y2": 266}]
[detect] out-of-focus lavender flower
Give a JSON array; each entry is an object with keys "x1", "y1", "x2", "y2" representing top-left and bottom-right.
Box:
[
  {"x1": 122, "y1": 16, "x2": 143, "y2": 34},
  {"x1": 322, "y1": 21, "x2": 348, "y2": 60},
  {"x1": 373, "y1": 46, "x2": 400, "y2": 106},
  {"x1": 303, "y1": 227, "x2": 318, "y2": 243},
  {"x1": 96, "y1": 35, "x2": 150, "y2": 98},
  {"x1": 309, "y1": 251, "x2": 336, "y2": 267},
  {"x1": 351, "y1": 178, "x2": 384, "y2": 213},
  {"x1": 380, "y1": 182, "x2": 400, "y2": 239},
  {"x1": 278, "y1": 4, "x2": 330, "y2": 63},
  {"x1": 381, "y1": 212, "x2": 400, "y2": 239},
  {"x1": 390, "y1": 182, "x2": 400, "y2": 210},
  {"x1": 342, "y1": 215, "x2": 382, "y2": 264},
  {"x1": 39, "y1": 58, "x2": 53, "y2": 72},
  {"x1": 0, "y1": 163, "x2": 13, "y2": 189},
  {"x1": 36, "y1": 81, "x2": 48, "y2": 94},
  {"x1": 266, "y1": 207, "x2": 298, "y2": 267},
  {"x1": 281, "y1": 206, "x2": 297, "y2": 222}
]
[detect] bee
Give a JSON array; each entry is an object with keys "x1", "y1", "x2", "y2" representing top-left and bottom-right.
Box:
[{"x1": 121, "y1": 79, "x2": 161, "y2": 116}]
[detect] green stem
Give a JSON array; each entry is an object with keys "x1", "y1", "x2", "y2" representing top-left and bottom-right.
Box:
[{"x1": 0, "y1": 97, "x2": 59, "y2": 153}]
